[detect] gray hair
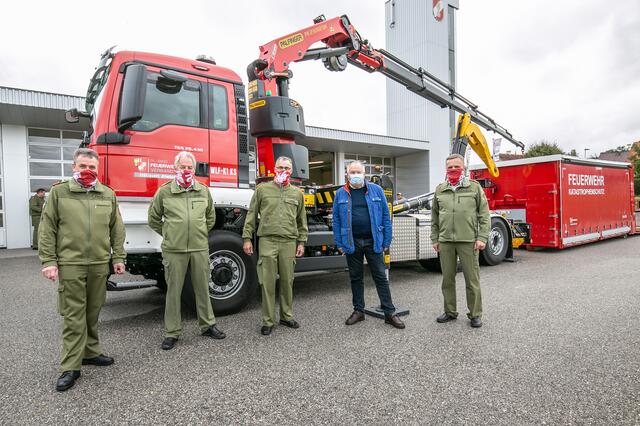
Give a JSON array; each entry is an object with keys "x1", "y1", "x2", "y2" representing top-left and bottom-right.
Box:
[
  {"x1": 445, "y1": 153, "x2": 465, "y2": 164},
  {"x1": 73, "y1": 148, "x2": 99, "y2": 162},
  {"x1": 275, "y1": 156, "x2": 293, "y2": 166},
  {"x1": 346, "y1": 160, "x2": 365, "y2": 173},
  {"x1": 174, "y1": 151, "x2": 197, "y2": 168}
]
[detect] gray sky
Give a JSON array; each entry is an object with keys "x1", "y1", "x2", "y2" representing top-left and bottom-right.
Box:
[{"x1": 0, "y1": 0, "x2": 638, "y2": 156}]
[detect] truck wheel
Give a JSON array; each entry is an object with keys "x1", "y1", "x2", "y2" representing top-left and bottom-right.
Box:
[
  {"x1": 480, "y1": 219, "x2": 509, "y2": 266},
  {"x1": 418, "y1": 257, "x2": 442, "y2": 272},
  {"x1": 182, "y1": 231, "x2": 257, "y2": 316}
]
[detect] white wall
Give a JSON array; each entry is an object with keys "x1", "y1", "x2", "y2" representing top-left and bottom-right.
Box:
[
  {"x1": 1, "y1": 124, "x2": 30, "y2": 249},
  {"x1": 395, "y1": 151, "x2": 430, "y2": 199},
  {"x1": 385, "y1": 0, "x2": 456, "y2": 192}
]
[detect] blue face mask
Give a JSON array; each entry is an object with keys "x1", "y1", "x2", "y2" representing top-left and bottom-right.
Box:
[{"x1": 349, "y1": 173, "x2": 364, "y2": 186}]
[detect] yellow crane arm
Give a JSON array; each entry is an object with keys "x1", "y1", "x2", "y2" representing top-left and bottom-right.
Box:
[{"x1": 455, "y1": 113, "x2": 499, "y2": 178}]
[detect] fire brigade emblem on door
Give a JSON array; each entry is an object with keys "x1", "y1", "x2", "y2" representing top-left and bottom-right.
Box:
[
  {"x1": 433, "y1": 0, "x2": 444, "y2": 22},
  {"x1": 133, "y1": 157, "x2": 148, "y2": 172}
]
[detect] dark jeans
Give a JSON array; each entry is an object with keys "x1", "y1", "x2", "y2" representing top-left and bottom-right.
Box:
[{"x1": 345, "y1": 237, "x2": 395, "y2": 315}]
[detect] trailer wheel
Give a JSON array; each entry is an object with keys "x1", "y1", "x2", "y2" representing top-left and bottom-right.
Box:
[
  {"x1": 480, "y1": 219, "x2": 509, "y2": 266},
  {"x1": 182, "y1": 231, "x2": 257, "y2": 316},
  {"x1": 418, "y1": 257, "x2": 442, "y2": 273}
]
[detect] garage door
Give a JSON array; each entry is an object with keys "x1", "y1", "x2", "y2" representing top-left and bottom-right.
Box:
[{"x1": 27, "y1": 128, "x2": 83, "y2": 193}]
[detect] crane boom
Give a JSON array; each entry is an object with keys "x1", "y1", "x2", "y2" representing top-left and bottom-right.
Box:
[{"x1": 247, "y1": 14, "x2": 523, "y2": 182}]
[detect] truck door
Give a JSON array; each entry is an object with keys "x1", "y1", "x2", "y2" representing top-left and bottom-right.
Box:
[
  {"x1": 526, "y1": 183, "x2": 559, "y2": 248},
  {"x1": 107, "y1": 65, "x2": 209, "y2": 197},
  {"x1": 207, "y1": 80, "x2": 250, "y2": 189}
]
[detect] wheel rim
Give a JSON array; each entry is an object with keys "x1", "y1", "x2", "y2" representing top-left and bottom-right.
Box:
[
  {"x1": 489, "y1": 227, "x2": 505, "y2": 256},
  {"x1": 208, "y1": 250, "x2": 245, "y2": 300}
]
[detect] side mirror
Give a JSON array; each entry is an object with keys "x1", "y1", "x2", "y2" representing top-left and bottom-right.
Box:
[
  {"x1": 118, "y1": 64, "x2": 147, "y2": 132},
  {"x1": 65, "y1": 108, "x2": 90, "y2": 124}
]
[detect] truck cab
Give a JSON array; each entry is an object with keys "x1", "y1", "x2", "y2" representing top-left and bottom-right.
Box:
[
  {"x1": 70, "y1": 48, "x2": 257, "y2": 315},
  {"x1": 83, "y1": 48, "x2": 250, "y2": 196}
]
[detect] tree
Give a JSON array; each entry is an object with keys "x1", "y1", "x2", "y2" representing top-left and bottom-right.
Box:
[
  {"x1": 525, "y1": 140, "x2": 564, "y2": 158},
  {"x1": 631, "y1": 142, "x2": 640, "y2": 196},
  {"x1": 568, "y1": 149, "x2": 578, "y2": 157},
  {"x1": 602, "y1": 144, "x2": 632, "y2": 154}
]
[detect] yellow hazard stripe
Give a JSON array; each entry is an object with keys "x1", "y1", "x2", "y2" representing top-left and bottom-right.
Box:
[
  {"x1": 324, "y1": 192, "x2": 333, "y2": 203},
  {"x1": 316, "y1": 192, "x2": 324, "y2": 203}
]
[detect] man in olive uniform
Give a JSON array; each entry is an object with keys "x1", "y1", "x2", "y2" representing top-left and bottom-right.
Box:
[
  {"x1": 29, "y1": 188, "x2": 46, "y2": 249},
  {"x1": 431, "y1": 154, "x2": 490, "y2": 328},
  {"x1": 39, "y1": 148, "x2": 126, "y2": 392},
  {"x1": 242, "y1": 156, "x2": 308, "y2": 336},
  {"x1": 148, "y1": 151, "x2": 225, "y2": 350}
]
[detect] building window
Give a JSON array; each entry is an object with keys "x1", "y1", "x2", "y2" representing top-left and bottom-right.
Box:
[
  {"x1": 344, "y1": 153, "x2": 394, "y2": 180},
  {"x1": 27, "y1": 128, "x2": 83, "y2": 192},
  {"x1": 304, "y1": 151, "x2": 335, "y2": 186}
]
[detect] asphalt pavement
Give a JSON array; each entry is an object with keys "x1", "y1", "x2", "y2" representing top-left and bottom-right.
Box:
[{"x1": 0, "y1": 237, "x2": 638, "y2": 425}]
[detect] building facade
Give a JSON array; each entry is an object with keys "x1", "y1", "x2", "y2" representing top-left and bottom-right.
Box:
[{"x1": 385, "y1": 0, "x2": 459, "y2": 195}]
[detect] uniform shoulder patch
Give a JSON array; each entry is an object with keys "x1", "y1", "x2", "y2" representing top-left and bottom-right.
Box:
[{"x1": 160, "y1": 180, "x2": 173, "y2": 187}]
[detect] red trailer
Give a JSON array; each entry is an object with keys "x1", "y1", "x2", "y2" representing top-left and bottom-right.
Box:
[{"x1": 470, "y1": 155, "x2": 636, "y2": 249}]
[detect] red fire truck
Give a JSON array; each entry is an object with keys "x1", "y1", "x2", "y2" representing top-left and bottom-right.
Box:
[
  {"x1": 66, "y1": 15, "x2": 526, "y2": 315},
  {"x1": 470, "y1": 155, "x2": 636, "y2": 248}
]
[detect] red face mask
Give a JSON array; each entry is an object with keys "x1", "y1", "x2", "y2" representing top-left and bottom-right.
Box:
[
  {"x1": 176, "y1": 169, "x2": 194, "y2": 189},
  {"x1": 274, "y1": 170, "x2": 291, "y2": 186},
  {"x1": 74, "y1": 169, "x2": 98, "y2": 188},
  {"x1": 446, "y1": 168, "x2": 464, "y2": 186}
]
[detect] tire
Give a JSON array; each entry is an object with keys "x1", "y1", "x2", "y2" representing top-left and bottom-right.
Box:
[
  {"x1": 182, "y1": 231, "x2": 257, "y2": 316},
  {"x1": 480, "y1": 218, "x2": 509, "y2": 266},
  {"x1": 419, "y1": 257, "x2": 442, "y2": 272}
]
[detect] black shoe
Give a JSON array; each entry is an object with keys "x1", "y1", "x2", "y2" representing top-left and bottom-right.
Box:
[
  {"x1": 82, "y1": 354, "x2": 114, "y2": 366},
  {"x1": 32, "y1": 247, "x2": 38, "y2": 250},
  {"x1": 56, "y1": 370, "x2": 80, "y2": 392},
  {"x1": 202, "y1": 325, "x2": 226, "y2": 339},
  {"x1": 161, "y1": 337, "x2": 178, "y2": 350},
  {"x1": 436, "y1": 313, "x2": 457, "y2": 323},
  {"x1": 279, "y1": 319, "x2": 300, "y2": 329},
  {"x1": 261, "y1": 325, "x2": 273, "y2": 336},
  {"x1": 345, "y1": 311, "x2": 365, "y2": 325},
  {"x1": 385, "y1": 314, "x2": 406, "y2": 329},
  {"x1": 470, "y1": 317, "x2": 483, "y2": 328}
]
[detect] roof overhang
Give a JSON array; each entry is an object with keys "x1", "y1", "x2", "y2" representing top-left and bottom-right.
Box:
[
  {"x1": 301, "y1": 125, "x2": 429, "y2": 157},
  {"x1": 0, "y1": 86, "x2": 89, "y2": 130}
]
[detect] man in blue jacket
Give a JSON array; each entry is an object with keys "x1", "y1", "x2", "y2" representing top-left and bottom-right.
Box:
[{"x1": 332, "y1": 161, "x2": 405, "y2": 329}]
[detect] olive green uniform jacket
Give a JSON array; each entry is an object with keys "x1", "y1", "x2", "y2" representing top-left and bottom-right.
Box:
[
  {"x1": 29, "y1": 195, "x2": 45, "y2": 218},
  {"x1": 242, "y1": 181, "x2": 308, "y2": 244},
  {"x1": 430, "y1": 179, "x2": 490, "y2": 244},
  {"x1": 148, "y1": 180, "x2": 216, "y2": 252},
  {"x1": 38, "y1": 180, "x2": 126, "y2": 267}
]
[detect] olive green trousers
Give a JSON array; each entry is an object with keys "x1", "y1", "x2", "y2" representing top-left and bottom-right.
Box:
[
  {"x1": 257, "y1": 237, "x2": 297, "y2": 327},
  {"x1": 57, "y1": 264, "x2": 109, "y2": 372},
  {"x1": 439, "y1": 242, "x2": 483, "y2": 319},
  {"x1": 31, "y1": 215, "x2": 40, "y2": 248},
  {"x1": 163, "y1": 251, "x2": 215, "y2": 338}
]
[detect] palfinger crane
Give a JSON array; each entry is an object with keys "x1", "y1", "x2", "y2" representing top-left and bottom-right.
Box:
[{"x1": 247, "y1": 14, "x2": 524, "y2": 182}]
